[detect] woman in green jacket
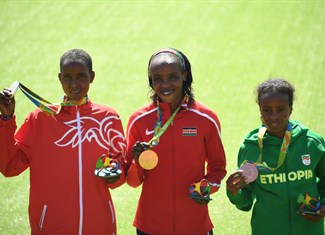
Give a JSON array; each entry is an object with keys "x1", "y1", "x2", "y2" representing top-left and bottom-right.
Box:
[{"x1": 226, "y1": 78, "x2": 325, "y2": 235}]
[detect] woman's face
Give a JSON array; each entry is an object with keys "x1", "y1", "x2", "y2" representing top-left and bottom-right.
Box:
[
  {"x1": 259, "y1": 92, "x2": 292, "y2": 138},
  {"x1": 149, "y1": 54, "x2": 186, "y2": 109},
  {"x1": 58, "y1": 62, "x2": 94, "y2": 101}
]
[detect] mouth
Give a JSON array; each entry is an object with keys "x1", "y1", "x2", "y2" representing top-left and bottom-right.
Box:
[
  {"x1": 267, "y1": 122, "x2": 278, "y2": 127},
  {"x1": 70, "y1": 90, "x2": 81, "y2": 94},
  {"x1": 160, "y1": 90, "x2": 174, "y2": 96}
]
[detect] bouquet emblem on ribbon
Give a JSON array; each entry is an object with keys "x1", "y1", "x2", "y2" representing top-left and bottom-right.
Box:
[
  {"x1": 189, "y1": 179, "x2": 212, "y2": 204},
  {"x1": 94, "y1": 154, "x2": 122, "y2": 179},
  {"x1": 296, "y1": 193, "x2": 320, "y2": 215}
]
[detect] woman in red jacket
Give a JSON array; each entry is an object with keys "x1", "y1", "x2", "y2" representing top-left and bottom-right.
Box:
[
  {"x1": 126, "y1": 48, "x2": 227, "y2": 235},
  {"x1": 0, "y1": 49, "x2": 126, "y2": 235}
]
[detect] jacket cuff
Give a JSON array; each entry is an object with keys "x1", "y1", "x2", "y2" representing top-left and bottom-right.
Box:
[{"x1": 0, "y1": 115, "x2": 16, "y2": 126}]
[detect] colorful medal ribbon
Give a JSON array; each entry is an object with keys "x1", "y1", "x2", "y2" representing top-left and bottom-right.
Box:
[
  {"x1": 248, "y1": 123, "x2": 292, "y2": 172},
  {"x1": 147, "y1": 96, "x2": 187, "y2": 147},
  {"x1": 14, "y1": 82, "x2": 87, "y2": 115}
]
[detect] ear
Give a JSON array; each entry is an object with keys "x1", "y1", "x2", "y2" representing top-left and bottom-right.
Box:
[
  {"x1": 182, "y1": 71, "x2": 187, "y2": 82},
  {"x1": 58, "y1": 73, "x2": 62, "y2": 82},
  {"x1": 90, "y1": 71, "x2": 95, "y2": 83}
]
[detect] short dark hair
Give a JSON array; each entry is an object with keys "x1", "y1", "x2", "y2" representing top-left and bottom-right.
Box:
[
  {"x1": 60, "y1": 49, "x2": 92, "y2": 72},
  {"x1": 147, "y1": 48, "x2": 194, "y2": 105},
  {"x1": 256, "y1": 78, "x2": 295, "y2": 107}
]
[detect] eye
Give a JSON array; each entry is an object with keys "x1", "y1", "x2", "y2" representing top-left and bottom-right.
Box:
[
  {"x1": 168, "y1": 75, "x2": 179, "y2": 82},
  {"x1": 77, "y1": 73, "x2": 88, "y2": 81},
  {"x1": 262, "y1": 107, "x2": 270, "y2": 113},
  {"x1": 152, "y1": 77, "x2": 163, "y2": 85},
  {"x1": 61, "y1": 75, "x2": 72, "y2": 82}
]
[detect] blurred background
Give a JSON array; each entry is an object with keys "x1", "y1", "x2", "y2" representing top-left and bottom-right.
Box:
[{"x1": 0, "y1": 1, "x2": 324, "y2": 234}]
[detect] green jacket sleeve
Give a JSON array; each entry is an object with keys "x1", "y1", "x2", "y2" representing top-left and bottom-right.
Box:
[
  {"x1": 226, "y1": 144, "x2": 255, "y2": 211},
  {"x1": 315, "y1": 135, "x2": 325, "y2": 205}
]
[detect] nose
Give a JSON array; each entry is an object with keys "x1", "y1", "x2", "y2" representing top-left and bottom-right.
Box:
[
  {"x1": 160, "y1": 79, "x2": 172, "y2": 87},
  {"x1": 69, "y1": 79, "x2": 79, "y2": 88},
  {"x1": 270, "y1": 110, "x2": 278, "y2": 120}
]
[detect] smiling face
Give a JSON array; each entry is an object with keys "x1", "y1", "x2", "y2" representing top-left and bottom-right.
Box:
[
  {"x1": 259, "y1": 92, "x2": 292, "y2": 138},
  {"x1": 149, "y1": 54, "x2": 187, "y2": 112},
  {"x1": 58, "y1": 62, "x2": 95, "y2": 101}
]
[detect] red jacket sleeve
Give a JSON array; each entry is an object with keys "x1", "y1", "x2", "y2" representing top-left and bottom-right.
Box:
[
  {"x1": 125, "y1": 115, "x2": 144, "y2": 188},
  {"x1": 107, "y1": 115, "x2": 127, "y2": 189},
  {"x1": 204, "y1": 113, "x2": 227, "y2": 194},
  {"x1": 0, "y1": 116, "x2": 30, "y2": 177}
]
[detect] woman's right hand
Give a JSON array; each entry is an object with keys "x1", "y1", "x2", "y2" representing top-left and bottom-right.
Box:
[
  {"x1": 131, "y1": 141, "x2": 150, "y2": 164},
  {"x1": 226, "y1": 171, "x2": 248, "y2": 195},
  {"x1": 0, "y1": 88, "x2": 16, "y2": 117}
]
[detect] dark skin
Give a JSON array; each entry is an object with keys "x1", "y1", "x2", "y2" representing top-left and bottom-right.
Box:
[
  {"x1": 132, "y1": 54, "x2": 186, "y2": 163},
  {"x1": 226, "y1": 91, "x2": 325, "y2": 222},
  {"x1": 0, "y1": 88, "x2": 16, "y2": 117},
  {"x1": 132, "y1": 54, "x2": 209, "y2": 204},
  {"x1": 0, "y1": 62, "x2": 120, "y2": 184}
]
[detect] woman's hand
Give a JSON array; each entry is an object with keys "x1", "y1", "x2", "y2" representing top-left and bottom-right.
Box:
[
  {"x1": 0, "y1": 88, "x2": 16, "y2": 117},
  {"x1": 226, "y1": 170, "x2": 248, "y2": 195},
  {"x1": 131, "y1": 141, "x2": 150, "y2": 164},
  {"x1": 104, "y1": 174, "x2": 120, "y2": 184},
  {"x1": 299, "y1": 205, "x2": 325, "y2": 223}
]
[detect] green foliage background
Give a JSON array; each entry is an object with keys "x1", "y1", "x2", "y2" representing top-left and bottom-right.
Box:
[{"x1": 0, "y1": 1, "x2": 324, "y2": 234}]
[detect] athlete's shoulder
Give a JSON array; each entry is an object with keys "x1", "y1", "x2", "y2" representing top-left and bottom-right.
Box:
[
  {"x1": 188, "y1": 100, "x2": 219, "y2": 117},
  {"x1": 240, "y1": 127, "x2": 260, "y2": 146},
  {"x1": 187, "y1": 100, "x2": 221, "y2": 124},
  {"x1": 291, "y1": 120, "x2": 325, "y2": 146},
  {"x1": 90, "y1": 101, "x2": 120, "y2": 117},
  {"x1": 129, "y1": 102, "x2": 157, "y2": 122}
]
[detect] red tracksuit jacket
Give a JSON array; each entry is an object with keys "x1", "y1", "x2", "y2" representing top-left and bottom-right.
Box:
[
  {"x1": 0, "y1": 100, "x2": 126, "y2": 235},
  {"x1": 126, "y1": 99, "x2": 227, "y2": 235}
]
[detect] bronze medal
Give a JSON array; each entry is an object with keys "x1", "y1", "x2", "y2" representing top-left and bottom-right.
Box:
[
  {"x1": 138, "y1": 150, "x2": 158, "y2": 170},
  {"x1": 240, "y1": 163, "x2": 258, "y2": 183}
]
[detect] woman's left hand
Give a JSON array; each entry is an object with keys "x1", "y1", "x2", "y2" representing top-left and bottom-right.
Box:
[
  {"x1": 104, "y1": 174, "x2": 121, "y2": 184},
  {"x1": 299, "y1": 205, "x2": 325, "y2": 223}
]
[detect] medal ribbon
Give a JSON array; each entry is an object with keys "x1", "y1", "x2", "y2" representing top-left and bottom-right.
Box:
[
  {"x1": 17, "y1": 82, "x2": 88, "y2": 115},
  {"x1": 255, "y1": 123, "x2": 292, "y2": 172},
  {"x1": 148, "y1": 96, "x2": 187, "y2": 147}
]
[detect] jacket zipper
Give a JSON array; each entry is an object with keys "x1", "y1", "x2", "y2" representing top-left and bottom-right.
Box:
[
  {"x1": 76, "y1": 107, "x2": 84, "y2": 235},
  {"x1": 284, "y1": 152, "x2": 292, "y2": 235},
  {"x1": 39, "y1": 205, "x2": 47, "y2": 231}
]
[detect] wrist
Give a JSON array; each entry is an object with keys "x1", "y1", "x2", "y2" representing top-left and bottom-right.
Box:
[{"x1": 0, "y1": 114, "x2": 13, "y2": 121}]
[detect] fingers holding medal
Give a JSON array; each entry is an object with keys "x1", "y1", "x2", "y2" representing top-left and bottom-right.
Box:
[
  {"x1": 132, "y1": 141, "x2": 158, "y2": 170},
  {"x1": 226, "y1": 163, "x2": 258, "y2": 195},
  {"x1": 226, "y1": 171, "x2": 248, "y2": 194},
  {"x1": 239, "y1": 162, "x2": 258, "y2": 183}
]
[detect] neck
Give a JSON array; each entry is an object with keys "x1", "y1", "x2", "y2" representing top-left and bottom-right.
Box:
[
  {"x1": 169, "y1": 95, "x2": 184, "y2": 113},
  {"x1": 267, "y1": 124, "x2": 288, "y2": 138},
  {"x1": 267, "y1": 130, "x2": 286, "y2": 138}
]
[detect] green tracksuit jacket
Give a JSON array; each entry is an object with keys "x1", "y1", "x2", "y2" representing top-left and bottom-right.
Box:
[{"x1": 227, "y1": 120, "x2": 325, "y2": 235}]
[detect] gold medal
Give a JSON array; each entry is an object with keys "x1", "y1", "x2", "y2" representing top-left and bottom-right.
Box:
[{"x1": 138, "y1": 150, "x2": 158, "y2": 170}]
